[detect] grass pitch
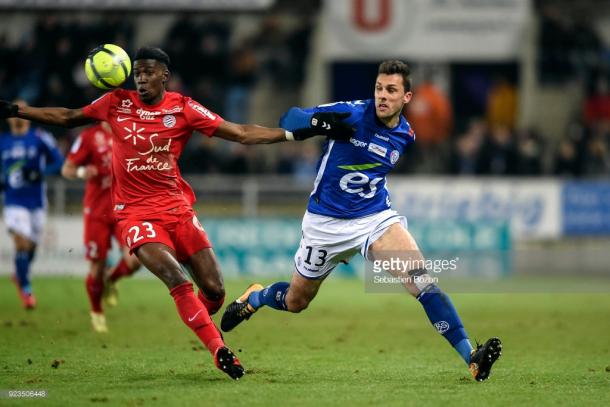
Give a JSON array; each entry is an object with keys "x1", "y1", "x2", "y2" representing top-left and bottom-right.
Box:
[{"x1": 1, "y1": 276, "x2": 609, "y2": 406}]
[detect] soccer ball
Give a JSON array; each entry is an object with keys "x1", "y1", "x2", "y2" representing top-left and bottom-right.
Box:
[{"x1": 85, "y1": 44, "x2": 131, "y2": 90}]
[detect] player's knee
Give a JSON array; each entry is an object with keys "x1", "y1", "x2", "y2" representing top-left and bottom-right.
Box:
[
  {"x1": 203, "y1": 282, "x2": 225, "y2": 302},
  {"x1": 125, "y1": 256, "x2": 141, "y2": 271},
  {"x1": 286, "y1": 296, "x2": 310, "y2": 313}
]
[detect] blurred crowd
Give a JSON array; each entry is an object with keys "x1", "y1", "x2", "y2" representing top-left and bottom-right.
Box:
[
  {"x1": 0, "y1": 9, "x2": 316, "y2": 177},
  {"x1": 0, "y1": 1, "x2": 609, "y2": 179},
  {"x1": 399, "y1": 0, "x2": 610, "y2": 178},
  {"x1": 402, "y1": 74, "x2": 610, "y2": 177}
]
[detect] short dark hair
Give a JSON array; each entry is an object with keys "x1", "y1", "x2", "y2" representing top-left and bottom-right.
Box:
[
  {"x1": 378, "y1": 60, "x2": 412, "y2": 92},
  {"x1": 134, "y1": 47, "x2": 170, "y2": 68}
]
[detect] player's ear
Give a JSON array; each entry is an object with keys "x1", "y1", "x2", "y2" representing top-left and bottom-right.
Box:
[
  {"x1": 162, "y1": 69, "x2": 170, "y2": 87},
  {"x1": 404, "y1": 91, "x2": 413, "y2": 104}
]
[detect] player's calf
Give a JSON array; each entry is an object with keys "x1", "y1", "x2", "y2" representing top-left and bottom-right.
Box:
[{"x1": 411, "y1": 269, "x2": 475, "y2": 365}]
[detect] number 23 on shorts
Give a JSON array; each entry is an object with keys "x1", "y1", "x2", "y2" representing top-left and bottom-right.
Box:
[{"x1": 126, "y1": 221, "x2": 157, "y2": 248}]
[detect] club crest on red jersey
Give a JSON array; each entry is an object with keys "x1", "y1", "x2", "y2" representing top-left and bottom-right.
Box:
[{"x1": 163, "y1": 115, "x2": 176, "y2": 128}]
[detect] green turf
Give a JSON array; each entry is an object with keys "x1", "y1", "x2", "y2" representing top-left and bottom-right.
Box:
[{"x1": 0, "y1": 276, "x2": 609, "y2": 406}]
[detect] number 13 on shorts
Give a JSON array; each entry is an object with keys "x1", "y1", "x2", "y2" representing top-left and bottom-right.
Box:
[
  {"x1": 295, "y1": 240, "x2": 332, "y2": 278},
  {"x1": 127, "y1": 221, "x2": 157, "y2": 248}
]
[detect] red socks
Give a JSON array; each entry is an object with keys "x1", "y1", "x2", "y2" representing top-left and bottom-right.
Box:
[
  {"x1": 85, "y1": 274, "x2": 104, "y2": 313},
  {"x1": 170, "y1": 282, "x2": 224, "y2": 355},
  {"x1": 198, "y1": 290, "x2": 225, "y2": 316},
  {"x1": 109, "y1": 259, "x2": 134, "y2": 283}
]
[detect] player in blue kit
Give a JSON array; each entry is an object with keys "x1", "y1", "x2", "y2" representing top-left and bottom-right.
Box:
[
  {"x1": 0, "y1": 100, "x2": 63, "y2": 309},
  {"x1": 222, "y1": 60, "x2": 502, "y2": 381}
]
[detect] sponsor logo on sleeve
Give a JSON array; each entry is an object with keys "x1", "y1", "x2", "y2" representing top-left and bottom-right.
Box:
[{"x1": 188, "y1": 101, "x2": 216, "y2": 120}]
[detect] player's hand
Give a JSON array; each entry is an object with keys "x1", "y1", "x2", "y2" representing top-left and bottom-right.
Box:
[
  {"x1": 0, "y1": 100, "x2": 18, "y2": 119},
  {"x1": 84, "y1": 165, "x2": 99, "y2": 179},
  {"x1": 293, "y1": 112, "x2": 355, "y2": 141},
  {"x1": 22, "y1": 168, "x2": 42, "y2": 183}
]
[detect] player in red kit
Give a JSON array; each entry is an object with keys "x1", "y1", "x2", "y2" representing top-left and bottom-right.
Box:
[
  {"x1": 0, "y1": 47, "x2": 353, "y2": 380},
  {"x1": 62, "y1": 121, "x2": 141, "y2": 333}
]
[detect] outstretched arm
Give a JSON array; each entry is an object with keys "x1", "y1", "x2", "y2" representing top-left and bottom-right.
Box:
[
  {"x1": 213, "y1": 121, "x2": 288, "y2": 145},
  {"x1": 213, "y1": 111, "x2": 354, "y2": 145},
  {"x1": 1, "y1": 101, "x2": 92, "y2": 128}
]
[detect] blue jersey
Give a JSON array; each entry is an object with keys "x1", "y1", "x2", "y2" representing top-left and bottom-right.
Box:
[
  {"x1": 0, "y1": 128, "x2": 63, "y2": 209},
  {"x1": 281, "y1": 99, "x2": 415, "y2": 218}
]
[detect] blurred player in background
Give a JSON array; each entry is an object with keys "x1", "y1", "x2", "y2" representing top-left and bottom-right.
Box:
[
  {"x1": 222, "y1": 60, "x2": 503, "y2": 382},
  {"x1": 0, "y1": 99, "x2": 63, "y2": 309},
  {"x1": 0, "y1": 46, "x2": 351, "y2": 380},
  {"x1": 62, "y1": 121, "x2": 141, "y2": 333}
]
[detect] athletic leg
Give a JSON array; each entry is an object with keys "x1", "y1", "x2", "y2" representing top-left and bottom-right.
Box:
[
  {"x1": 135, "y1": 241, "x2": 243, "y2": 380},
  {"x1": 11, "y1": 231, "x2": 37, "y2": 309},
  {"x1": 368, "y1": 223, "x2": 501, "y2": 380},
  {"x1": 85, "y1": 258, "x2": 108, "y2": 332},
  {"x1": 187, "y1": 248, "x2": 225, "y2": 316}
]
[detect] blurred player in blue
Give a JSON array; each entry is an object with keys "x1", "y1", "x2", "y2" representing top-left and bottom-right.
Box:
[
  {"x1": 0, "y1": 99, "x2": 63, "y2": 309},
  {"x1": 222, "y1": 60, "x2": 502, "y2": 381}
]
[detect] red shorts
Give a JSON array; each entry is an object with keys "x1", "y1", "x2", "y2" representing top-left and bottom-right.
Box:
[
  {"x1": 117, "y1": 208, "x2": 212, "y2": 262},
  {"x1": 84, "y1": 215, "x2": 122, "y2": 261}
]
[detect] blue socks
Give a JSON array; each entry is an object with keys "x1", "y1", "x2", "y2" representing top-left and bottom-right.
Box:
[
  {"x1": 245, "y1": 281, "x2": 473, "y2": 364},
  {"x1": 248, "y1": 282, "x2": 289, "y2": 311},
  {"x1": 15, "y1": 250, "x2": 32, "y2": 294},
  {"x1": 417, "y1": 285, "x2": 473, "y2": 364}
]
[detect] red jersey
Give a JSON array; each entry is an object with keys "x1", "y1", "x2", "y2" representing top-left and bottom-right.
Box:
[
  {"x1": 82, "y1": 89, "x2": 223, "y2": 220},
  {"x1": 67, "y1": 123, "x2": 113, "y2": 220}
]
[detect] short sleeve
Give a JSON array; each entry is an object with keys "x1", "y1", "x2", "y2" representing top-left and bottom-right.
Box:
[
  {"x1": 66, "y1": 130, "x2": 91, "y2": 166},
  {"x1": 83, "y1": 91, "x2": 114, "y2": 121},
  {"x1": 183, "y1": 98, "x2": 224, "y2": 137}
]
